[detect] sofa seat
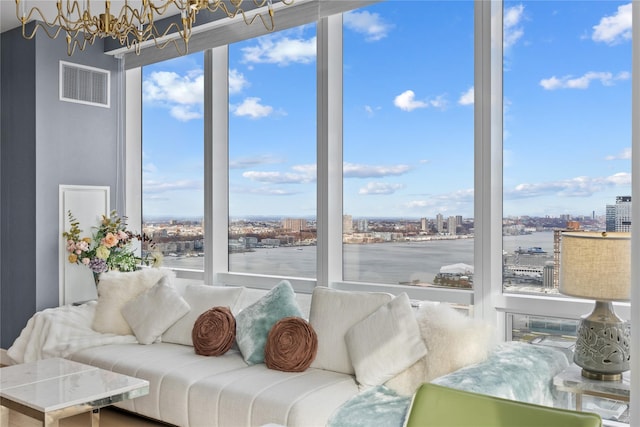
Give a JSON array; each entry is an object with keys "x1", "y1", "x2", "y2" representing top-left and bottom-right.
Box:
[{"x1": 68, "y1": 342, "x2": 360, "y2": 427}]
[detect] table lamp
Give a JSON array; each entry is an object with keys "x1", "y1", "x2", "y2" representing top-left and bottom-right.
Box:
[{"x1": 559, "y1": 231, "x2": 630, "y2": 381}]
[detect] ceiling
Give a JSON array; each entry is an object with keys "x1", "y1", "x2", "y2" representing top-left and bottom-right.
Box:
[{"x1": 1, "y1": 1, "x2": 181, "y2": 34}]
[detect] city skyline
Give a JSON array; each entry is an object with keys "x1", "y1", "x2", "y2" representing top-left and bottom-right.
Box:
[{"x1": 142, "y1": 1, "x2": 632, "y2": 220}]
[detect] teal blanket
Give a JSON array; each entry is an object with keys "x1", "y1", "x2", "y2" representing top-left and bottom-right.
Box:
[
  {"x1": 326, "y1": 385, "x2": 411, "y2": 427},
  {"x1": 327, "y1": 342, "x2": 569, "y2": 427}
]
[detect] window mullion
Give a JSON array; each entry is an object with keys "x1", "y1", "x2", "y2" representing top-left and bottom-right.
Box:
[
  {"x1": 205, "y1": 46, "x2": 230, "y2": 284},
  {"x1": 316, "y1": 15, "x2": 343, "y2": 288},
  {"x1": 631, "y1": 2, "x2": 639, "y2": 424},
  {"x1": 475, "y1": 0, "x2": 502, "y2": 332}
]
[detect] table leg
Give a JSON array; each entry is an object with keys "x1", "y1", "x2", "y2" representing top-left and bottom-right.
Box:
[
  {"x1": 91, "y1": 408, "x2": 100, "y2": 427},
  {"x1": 1, "y1": 405, "x2": 9, "y2": 427},
  {"x1": 44, "y1": 413, "x2": 59, "y2": 427},
  {"x1": 575, "y1": 393, "x2": 582, "y2": 411}
]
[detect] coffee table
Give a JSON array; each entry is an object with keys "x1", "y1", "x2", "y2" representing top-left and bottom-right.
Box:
[{"x1": 0, "y1": 357, "x2": 149, "y2": 427}]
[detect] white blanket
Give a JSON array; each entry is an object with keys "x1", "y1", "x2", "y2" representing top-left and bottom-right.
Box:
[{"x1": 7, "y1": 301, "x2": 138, "y2": 364}]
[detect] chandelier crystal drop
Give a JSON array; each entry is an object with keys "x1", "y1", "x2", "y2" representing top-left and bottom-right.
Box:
[{"x1": 15, "y1": 0, "x2": 290, "y2": 56}]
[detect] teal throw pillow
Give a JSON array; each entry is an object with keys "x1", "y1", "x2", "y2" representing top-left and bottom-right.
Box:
[{"x1": 235, "y1": 280, "x2": 303, "y2": 365}]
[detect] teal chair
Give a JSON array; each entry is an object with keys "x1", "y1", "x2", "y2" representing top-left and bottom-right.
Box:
[{"x1": 405, "y1": 383, "x2": 602, "y2": 427}]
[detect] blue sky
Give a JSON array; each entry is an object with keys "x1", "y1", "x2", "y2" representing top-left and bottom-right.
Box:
[{"x1": 142, "y1": 1, "x2": 632, "y2": 220}]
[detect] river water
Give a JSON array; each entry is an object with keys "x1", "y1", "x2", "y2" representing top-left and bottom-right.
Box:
[{"x1": 163, "y1": 231, "x2": 556, "y2": 285}]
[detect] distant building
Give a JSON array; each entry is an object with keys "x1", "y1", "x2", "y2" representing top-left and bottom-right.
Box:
[
  {"x1": 343, "y1": 214, "x2": 353, "y2": 233},
  {"x1": 436, "y1": 213, "x2": 444, "y2": 234},
  {"x1": 543, "y1": 262, "x2": 554, "y2": 290},
  {"x1": 447, "y1": 216, "x2": 457, "y2": 236},
  {"x1": 261, "y1": 238, "x2": 280, "y2": 247},
  {"x1": 282, "y1": 218, "x2": 307, "y2": 232},
  {"x1": 565, "y1": 221, "x2": 580, "y2": 231},
  {"x1": 240, "y1": 236, "x2": 258, "y2": 248},
  {"x1": 606, "y1": 196, "x2": 631, "y2": 232},
  {"x1": 420, "y1": 217, "x2": 428, "y2": 232}
]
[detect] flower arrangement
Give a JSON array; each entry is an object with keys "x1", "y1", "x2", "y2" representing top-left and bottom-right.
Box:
[{"x1": 62, "y1": 210, "x2": 161, "y2": 276}]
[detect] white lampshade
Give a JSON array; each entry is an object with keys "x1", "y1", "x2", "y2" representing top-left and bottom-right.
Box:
[{"x1": 559, "y1": 231, "x2": 630, "y2": 302}]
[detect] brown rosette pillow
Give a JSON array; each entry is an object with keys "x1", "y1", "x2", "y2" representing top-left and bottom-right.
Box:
[
  {"x1": 192, "y1": 306, "x2": 236, "y2": 356},
  {"x1": 265, "y1": 316, "x2": 318, "y2": 372}
]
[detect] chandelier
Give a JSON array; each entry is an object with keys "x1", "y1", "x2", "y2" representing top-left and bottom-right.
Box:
[{"x1": 15, "y1": 0, "x2": 291, "y2": 56}]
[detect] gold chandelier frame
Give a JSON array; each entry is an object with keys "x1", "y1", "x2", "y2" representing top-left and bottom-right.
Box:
[{"x1": 15, "y1": 0, "x2": 292, "y2": 56}]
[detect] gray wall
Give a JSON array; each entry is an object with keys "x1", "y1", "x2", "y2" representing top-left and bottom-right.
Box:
[{"x1": 1, "y1": 28, "x2": 120, "y2": 348}]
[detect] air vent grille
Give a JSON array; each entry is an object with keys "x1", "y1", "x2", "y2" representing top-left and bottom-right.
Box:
[{"x1": 59, "y1": 61, "x2": 110, "y2": 108}]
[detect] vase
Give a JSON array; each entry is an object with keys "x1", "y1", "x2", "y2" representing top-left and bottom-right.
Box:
[{"x1": 93, "y1": 272, "x2": 100, "y2": 287}]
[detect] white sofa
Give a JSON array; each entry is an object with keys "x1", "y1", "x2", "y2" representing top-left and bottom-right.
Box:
[
  {"x1": 68, "y1": 342, "x2": 359, "y2": 426},
  {"x1": 6, "y1": 271, "x2": 570, "y2": 427}
]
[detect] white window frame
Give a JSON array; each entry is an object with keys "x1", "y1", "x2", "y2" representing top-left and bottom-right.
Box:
[{"x1": 126, "y1": 3, "x2": 639, "y2": 420}]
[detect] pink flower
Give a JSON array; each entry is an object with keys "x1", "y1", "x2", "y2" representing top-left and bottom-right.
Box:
[
  {"x1": 117, "y1": 230, "x2": 129, "y2": 241},
  {"x1": 66, "y1": 240, "x2": 76, "y2": 252},
  {"x1": 81, "y1": 257, "x2": 90, "y2": 265},
  {"x1": 75, "y1": 249, "x2": 82, "y2": 255},
  {"x1": 102, "y1": 232, "x2": 119, "y2": 248},
  {"x1": 76, "y1": 240, "x2": 89, "y2": 251}
]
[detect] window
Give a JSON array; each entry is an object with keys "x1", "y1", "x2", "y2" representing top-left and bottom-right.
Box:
[
  {"x1": 131, "y1": 0, "x2": 633, "y2": 327},
  {"x1": 342, "y1": 1, "x2": 475, "y2": 288},
  {"x1": 227, "y1": 26, "x2": 317, "y2": 278},
  {"x1": 501, "y1": 1, "x2": 632, "y2": 296},
  {"x1": 141, "y1": 53, "x2": 205, "y2": 270}
]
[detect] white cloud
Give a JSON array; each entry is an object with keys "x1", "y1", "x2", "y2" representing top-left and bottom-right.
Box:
[
  {"x1": 229, "y1": 155, "x2": 283, "y2": 169},
  {"x1": 241, "y1": 36, "x2": 316, "y2": 66},
  {"x1": 232, "y1": 97, "x2": 275, "y2": 119},
  {"x1": 143, "y1": 70, "x2": 204, "y2": 121},
  {"x1": 505, "y1": 172, "x2": 631, "y2": 199},
  {"x1": 291, "y1": 164, "x2": 316, "y2": 176},
  {"x1": 239, "y1": 162, "x2": 412, "y2": 188},
  {"x1": 143, "y1": 179, "x2": 202, "y2": 194},
  {"x1": 393, "y1": 90, "x2": 448, "y2": 112},
  {"x1": 170, "y1": 105, "x2": 202, "y2": 121},
  {"x1": 242, "y1": 170, "x2": 314, "y2": 184},
  {"x1": 229, "y1": 69, "x2": 249, "y2": 95},
  {"x1": 364, "y1": 105, "x2": 382, "y2": 117},
  {"x1": 605, "y1": 148, "x2": 631, "y2": 161},
  {"x1": 359, "y1": 182, "x2": 404, "y2": 195},
  {"x1": 503, "y1": 4, "x2": 525, "y2": 51},
  {"x1": 428, "y1": 95, "x2": 448, "y2": 110},
  {"x1": 343, "y1": 162, "x2": 412, "y2": 178},
  {"x1": 393, "y1": 90, "x2": 428, "y2": 112},
  {"x1": 405, "y1": 189, "x2": 474, "y2": 211},
  {"x1": 539, "y1": 71, "x2": 629, "y2": 90},
  {"x1": 343, "y1": 10, "x2": 393, "y2": 42},
  {"x1": 236, "y1": 186, "x2": 299, "y2": 196},
  {"x1": 458, "y1": 87, "x2": 474, "y2": 106},
  {"x1": 143, "y1": 163, "x2": 157, "y2": 174},
  {"x1": 592, "y1": 3, "x2": 632, "y2": 45}
]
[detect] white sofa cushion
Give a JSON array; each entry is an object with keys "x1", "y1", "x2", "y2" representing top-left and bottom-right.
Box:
[
  {"x1": 345, "y1": 292, "x2": 427, "y2": 388},
  {"x1": 121, "y1": 278, "x2": 190, "y2": 345},
  {"x1": 68, "y1": 342, "x2": 359, "y2": 427},
  {"x1": 385, "y1": 301, "x2": 494, "y2": 396},
  {"x1": 188, "y1": 363, "x2": 359, "y2": 427},
  {"x1": 309, "y1": 287, "x2": 392, "y2": 375},
  {"x1": 162, "y1": 284, "x2": 244, "y2": 346},
  {"x1": 92, "y1": 268, "x2": 175, "y2": 335},
  {"x1": 68, "y1": 342, "x2": 249, "y2": 426}
]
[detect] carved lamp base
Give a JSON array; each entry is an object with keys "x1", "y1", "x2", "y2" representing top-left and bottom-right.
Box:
[{"x1": 573, "y1": 301, "x2": 630, "y2": 381}]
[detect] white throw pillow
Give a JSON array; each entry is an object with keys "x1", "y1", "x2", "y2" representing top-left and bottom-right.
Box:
[
  {"x1": 92, "y1": 268, "x2": 175, "y2": 335},
  {"x1": 162, "y1": 284, "x2": 244, "y2": 346},
  {"x1": 121, "y1": 278, "x2": 191, "y2": 345},
  {"x1": 345, "y1": 293, "x2": 427, "y2": 389},
  {"x1": 309, "y1": 287, "x2": 393, "y2": 375},
  {"x1": 385, "y1": 302, "x2": 494, "y2": 396}
]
